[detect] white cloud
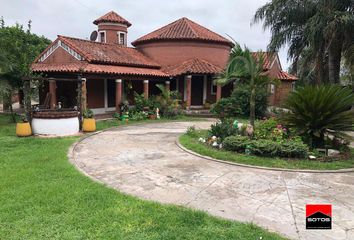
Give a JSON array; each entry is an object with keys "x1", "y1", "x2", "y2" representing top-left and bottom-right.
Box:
[{"x1": 0, "y1": 0, "x2": 291, "y2": 69}]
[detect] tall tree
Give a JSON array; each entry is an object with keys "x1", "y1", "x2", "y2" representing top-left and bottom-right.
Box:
[
  {"x1": 253, "y1": 0, "x2": 353, "y2": 84},
  {"x1": 0, "y1": 18, "x2": 50, "y2": 121},
  {"x1": 217, "y1": 43, "x2": 272, "y2": 128}
]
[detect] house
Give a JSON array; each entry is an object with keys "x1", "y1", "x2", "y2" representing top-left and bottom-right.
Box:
[
  {"x1": 251, "y1": 52, "x2": 298, "y2": 106},
  {"x1": 31, "y1": 11, "x2": 297, "y2": 114}
]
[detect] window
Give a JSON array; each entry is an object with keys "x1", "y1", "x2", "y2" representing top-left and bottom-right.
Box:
[
  {"x1": 270, "y1": 84, "x2": 275, "y2": 94},
  {"x1": 291, "y1": 82, "x2": 296, "y2": 91},
  {"x1": 118, "y1": 32, "x2": 126, "y2": 45},
  {"x1": 99, "y1": 31, "x2": 105, "y2": 43},
  {"x1": 211, "y1": 81, "x2": 217, "y2": 95}
]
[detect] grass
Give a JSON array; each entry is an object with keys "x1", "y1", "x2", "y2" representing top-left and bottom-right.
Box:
[
  {"x1": 180, "y1": 130, "x2": 354, "y2": 170},
  {"x1": 0, "y1": 113, "x2": 285, "y2": 240},
  {"x1": 96, "y1": 115, "x2": 206, "y2": 131}
]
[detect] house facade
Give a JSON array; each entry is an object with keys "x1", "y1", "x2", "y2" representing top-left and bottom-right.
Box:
[{"x1": 31, "y1": 11, "x2": 297, "y2": 114}]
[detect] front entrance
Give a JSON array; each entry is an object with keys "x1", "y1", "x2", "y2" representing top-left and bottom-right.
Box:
[
  {"x1": 191, "y1": 76, "x2": 204, "y2": 106},
  {"x1": 107, "y1": 79, "x2": 116, "y2": 108}
]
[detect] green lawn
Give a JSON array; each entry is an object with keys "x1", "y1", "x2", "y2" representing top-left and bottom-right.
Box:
[
  {"x1": 180, "y1": 131, "x2": 354, "y2": 170},
  {"x1": 0, "y1": 114, "x2": 285, "y2": 240},
  {"x1": 95, "y1": 115, "x2": 206, "y2": 131}
]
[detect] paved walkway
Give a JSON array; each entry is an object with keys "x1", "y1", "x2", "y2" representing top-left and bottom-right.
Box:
[{"x1": 71, "y1": 121, "x2": 354, "y2": 240}]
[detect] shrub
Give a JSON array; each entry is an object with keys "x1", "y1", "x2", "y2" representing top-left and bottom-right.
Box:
[
  {"x1": 223, "y1": 136, "x2": 251, "y2": 152},
  {"x1": 210, "y1": 98, "x2": 242, "y2": 118},
  {"x1": 282, "y1": 85, "x2": 354, "y2": 148},
  {"x1": 186, "y1": 126, "x2": 197, "y2": 137},
  {"x1": 134, "y1": 92, "x2": 156, "y2": 112},
  {"x1": 248, "y1": 140, "x2": 279, "y2": 157},
  {"x1": 211, "y1": 84, "x2": 268, "y2": 118},
  {"x1": 163, "y1": 106, "x2": 183, "y2": 118},
  {"x1": 277, "y1": 140, "x2": 308, "y2": 158},
  {"x1": 222, "y1": 136, "x2": 308, "y2": 158},
  {"x1": 129, "y1": 110, "x2": 148, "y2": 121},
  {"x1": 154, "y1": 84, "x2": 182, "y2": 117},
  {"x1": 232, "y1": 84, "x2": 268, "y2": 117},
  {"x1": 112, "y1": 112, "x2": 120, "y2": 119},
  {"x1": 254, "y1": 118, "x2": 278, "y2": 139},
  {"x1": 209, "y1": 119, "x2": 239, "y2": 140},
  {"x1": 83, "y1": 109, "x2": 94, "y2": 118}
]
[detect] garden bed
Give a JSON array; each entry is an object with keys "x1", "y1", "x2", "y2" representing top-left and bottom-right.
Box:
[{"x1": 179, "y1": 130, "x2": 354, "y2": 171}]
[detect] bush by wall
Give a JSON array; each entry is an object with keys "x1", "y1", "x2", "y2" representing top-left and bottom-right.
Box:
[{"x1": 211, "y1": 84, "x2": 268, "y2": 118}]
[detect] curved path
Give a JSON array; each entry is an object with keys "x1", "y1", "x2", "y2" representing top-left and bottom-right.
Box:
[{"x1": 71, "y1": 121, "x2": 354, "y2": 240}]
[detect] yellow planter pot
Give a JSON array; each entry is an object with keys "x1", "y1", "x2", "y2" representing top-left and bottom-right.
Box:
[
  {"x1": 82, "y1": 118, "x2": 96, "y2": 132},
  {"x1": 16, "y1": 122, "x2": 32, "y2": 137}
]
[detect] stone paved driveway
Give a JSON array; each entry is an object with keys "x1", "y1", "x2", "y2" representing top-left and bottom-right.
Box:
[{"x1": 71, "y1": 121, "x2": 354, "y2": 240}]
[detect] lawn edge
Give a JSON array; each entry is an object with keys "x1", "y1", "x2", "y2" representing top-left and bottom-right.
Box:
[{"x1": 176, "y1": 135, "x2": 354, "y2": 174}]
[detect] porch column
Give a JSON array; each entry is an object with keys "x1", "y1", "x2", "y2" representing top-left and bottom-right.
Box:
[
  {"x1": 143, "y1": 80, "x2": 149, "y2": 99},
  {"x1": 186, "y1": 75, "x2": 192, "y2": 108},
  {"x1": 81, "y1": 78, "x2": 87, "y2": 111},
  {"x1": 49, "y1": 79, "x2": 57, "y2": 109},
  {"x1": 115, "y1": 79, "x2": 122, "y2": 112},
  {"x1": 216, "y1": 85, "x2": 222, "y2": 102},
  {"x1": 165, "y1": 80, "x2": 170, "y2": 91}
]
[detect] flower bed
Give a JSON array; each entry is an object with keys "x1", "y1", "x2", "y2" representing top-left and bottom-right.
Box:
[
  {"x1": 197, "y1": 118, "x2": 309, "y2": 159},
  {"x1": 180, "y1": 117, "x2": 354, "y2": 170}
]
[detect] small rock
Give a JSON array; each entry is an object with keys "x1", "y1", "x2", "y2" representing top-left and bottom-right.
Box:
[
  {"x1": 308, "y1": 155, "x2": 317, "y2": 160},
  {"x1": 327, "y1": 149, "x2": 340, "y2": 157}
]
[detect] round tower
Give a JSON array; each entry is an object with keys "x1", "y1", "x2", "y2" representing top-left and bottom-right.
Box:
[{"x1": 93, "y1": 11, "x2": 132, "y2": 46}]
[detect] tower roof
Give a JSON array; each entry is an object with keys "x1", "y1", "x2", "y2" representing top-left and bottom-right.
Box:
[
  {"x1": 93, "y1": 11, "x2": 132, "y2": 27},
  {"x1": 132, "y1": 17, "x2": 233, "y2": 47}
]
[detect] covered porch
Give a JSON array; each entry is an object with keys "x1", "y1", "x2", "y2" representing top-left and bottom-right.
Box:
[
  {"x1": 41, "y1": 74, "x2": 233, "y2": 114},
  {"x1": 40, "y1": 75, "x2": 171, "y2": 114}
]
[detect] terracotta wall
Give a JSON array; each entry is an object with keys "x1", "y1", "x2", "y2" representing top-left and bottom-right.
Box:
[
  {"x1": 270, "y1": 81, "x2": 293, "y2": 107},
  {"x1": 87, "y1": 79, "x2": 104, "y2": 108},
  {"x1": 98, "y1": 24, "x2": 127, "y2": 45},
  {"x1": 135, "y1": 41, "x2": 231, "y2": 68}
]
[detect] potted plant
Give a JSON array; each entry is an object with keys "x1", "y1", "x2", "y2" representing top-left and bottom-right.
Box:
[
  {"x1": 16, "y1": 115, "x2": 32, "y2": 137},
  {"x1": 121, "y1": 111, "x2": 129, "y2": 123},
  {"x1": 82, "y1": 109, "x2": 96, "y2": 132},
  {"x1": 148, "y1": 109, "x2": 157, "y2": 120}
]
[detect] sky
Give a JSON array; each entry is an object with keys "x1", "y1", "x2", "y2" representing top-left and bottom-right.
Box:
[{"x1": 0, "y1": 0, "x2": 290, "y2": 70}]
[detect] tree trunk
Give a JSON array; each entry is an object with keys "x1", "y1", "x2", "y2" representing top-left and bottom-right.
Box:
[
  {"x1": 23, "y1": 80, "x2": 31, "y2": 123},
  {"x1": 328, "y1": 32, "x2": 344, "y2": 84},
  {"x1": 250, "y1": 78, "x2": 256, "y2": 128},
  {"x1": 314, "y1": 50, "x2": 326, "y2": 85}
]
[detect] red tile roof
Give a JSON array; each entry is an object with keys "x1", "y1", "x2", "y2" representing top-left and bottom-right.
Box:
[
  {"x1": 37, "y1": 36, "x2": 161, "y2": 68},
  {"x1": 93, "y1": 11, "x2": 131, "y2": 27},
  {"x1": 277, "y1": 71, "x2": 298, "y2": 81},
  {"x1": 163, "y1": 58, "x2": 224, "y2": 76},
  {"x1": 132, "y1": 17, "x2": 233, "y2": 47},
  {"x1": 31, "y1": 62, "x2": 168, "y2": 77},
  {"x1": 251, "y1": 52, "x2": 277, "y2": 70}
]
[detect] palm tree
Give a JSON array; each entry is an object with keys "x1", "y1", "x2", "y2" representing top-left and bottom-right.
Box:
[
  {"x1": 253, "y1": 0, "x2": 353, "y2": 84},
  {"x1": 217, "y1": 43, "x2": 272, "y2": 128},
  {"x1": 281, "y1": 85, "x2": 354, "y2": 148}
]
